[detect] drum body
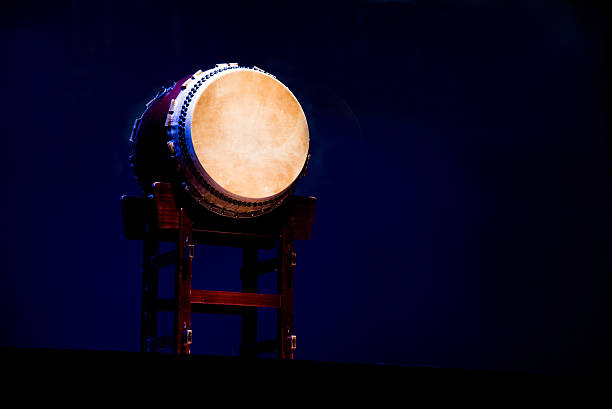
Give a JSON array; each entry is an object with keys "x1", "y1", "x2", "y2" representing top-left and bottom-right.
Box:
[{"x1": 130, "y1": 64, "x2": 310, "y2": 218}]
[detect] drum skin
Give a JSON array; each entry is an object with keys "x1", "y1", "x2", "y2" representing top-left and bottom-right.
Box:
[{"x1": 130, "y1": 64, "x2": 310, "y2": 218}]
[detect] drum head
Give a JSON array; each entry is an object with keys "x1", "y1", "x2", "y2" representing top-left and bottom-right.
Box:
[{"x1": 190, "y1": 69, "x2": 309, "y2": 199}]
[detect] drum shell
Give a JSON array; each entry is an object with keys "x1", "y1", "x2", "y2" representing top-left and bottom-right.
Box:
[{"x1": 130, "y1": 76, "x2": 189, "y2": 194}]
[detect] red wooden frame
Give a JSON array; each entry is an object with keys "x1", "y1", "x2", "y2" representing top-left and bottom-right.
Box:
[{"x1": 121, "y1": 182, "x2": 315, "y2": 359}]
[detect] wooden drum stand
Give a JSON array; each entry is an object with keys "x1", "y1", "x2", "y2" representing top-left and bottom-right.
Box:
[{"x1": 121, "y1": 182, "x2": 316, "y2": 359}]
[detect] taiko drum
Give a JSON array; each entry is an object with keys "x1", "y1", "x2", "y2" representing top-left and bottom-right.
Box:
[{"x1": 129, "y1": 63, "x2": 310, "y2": 218}]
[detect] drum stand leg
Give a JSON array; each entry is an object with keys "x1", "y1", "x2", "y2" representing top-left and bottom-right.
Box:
[
  {"x1": 278, "y1": 223, "x2": 296, "y2": 359},
  {"x1": 174, "y1": 208, "x2": 194, "y2": 355},
  {"x1": 140, "y1": 208, "x2": 194, "y2": 353}
]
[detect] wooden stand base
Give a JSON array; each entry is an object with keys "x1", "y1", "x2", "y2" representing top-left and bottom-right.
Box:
[{"x1": 121, "y1": 182, "x2": 316, "y2": 359}]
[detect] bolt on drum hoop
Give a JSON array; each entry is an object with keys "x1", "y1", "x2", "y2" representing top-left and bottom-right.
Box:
[{"x1": 129, "y1": 63, "x2": 310, "y2": 218}]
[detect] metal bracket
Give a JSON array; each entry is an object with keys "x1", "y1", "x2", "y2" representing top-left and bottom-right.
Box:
[
  {"x1": 289, "y1": 335, "x2": 296, "y2": 350},
  {"x1": 183, "y1": 328, "x2": 193, "y2": 345},
  {"x1": 185, "y1": 242, "x2": 194, "y2": 260},
  {"x1": 181, "y1": 78, "x2": 192, "y2": 89},
  {"x1": 167, "y1": 141, "x2": 175, "y2": 155},
  {"x1": 288, "y1": 251, "x2": 296, "y2": 267}
]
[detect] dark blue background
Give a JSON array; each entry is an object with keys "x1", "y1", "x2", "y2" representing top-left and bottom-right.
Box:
[{"x1": 1, "y1": 0, "x2": 609, "y2": 375}]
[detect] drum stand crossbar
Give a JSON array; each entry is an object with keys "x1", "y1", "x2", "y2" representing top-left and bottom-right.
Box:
[{"x1": 121, "y1": 182, "x2": 316, "y2": 359}]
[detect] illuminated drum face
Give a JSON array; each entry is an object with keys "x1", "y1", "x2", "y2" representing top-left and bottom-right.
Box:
[{"x1": 190, "y1": 70, "x2": 309, "y2": 199}]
